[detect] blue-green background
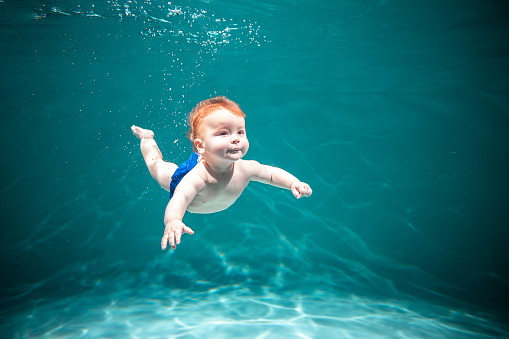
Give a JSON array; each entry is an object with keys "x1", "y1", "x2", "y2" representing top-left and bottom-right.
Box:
[{"x1": 1, "y1": 0, "x2": 508, "y2": 337}]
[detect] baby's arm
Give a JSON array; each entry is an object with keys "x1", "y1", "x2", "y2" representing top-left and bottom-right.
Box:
[
  {"x1": 131, "y1": 125, "x2": 178, "y2": 191},
  {"x1": 249, "y1": 161, "x2": 312, "y2": 199},
  {"x1": 161, "y1": 177, "x2": 201, "y2": 250}
]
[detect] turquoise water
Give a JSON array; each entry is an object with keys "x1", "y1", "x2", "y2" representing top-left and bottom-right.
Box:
[{"x1": 1, "y1": 0, "x2": 509, "y2": 337}]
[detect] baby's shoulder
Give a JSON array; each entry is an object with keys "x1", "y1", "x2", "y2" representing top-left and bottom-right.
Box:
[
  {"x1": 235, "y1": 159, "x2": 264, "y2": 177},
  {"x1": 182, "y1": 164, "x2": 208, "y2": 188},
  {"x1": 236, "y1": 159, "x2": 261, "y2": 169},
  {"x1": 237, "y1": 159, "x2": 260, "y2": 165}
]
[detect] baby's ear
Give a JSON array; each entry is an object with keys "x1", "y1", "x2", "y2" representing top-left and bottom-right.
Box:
[{"x1": 194, "y1": 139, "x2": 205, "y2": 153}]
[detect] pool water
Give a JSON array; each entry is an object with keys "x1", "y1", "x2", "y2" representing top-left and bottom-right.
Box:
[{"x1": 1, "y1": 0, "x2": 508, "y2": 337}]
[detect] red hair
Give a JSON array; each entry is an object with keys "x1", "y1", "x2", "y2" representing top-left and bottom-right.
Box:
[{"x1": 187, "y1": 96, "x2": 246, "y2": 148}]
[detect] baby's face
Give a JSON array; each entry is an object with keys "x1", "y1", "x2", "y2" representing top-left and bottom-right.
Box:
[{"x1": 196, "y1": 109, "x2": 249, "y2": 162}]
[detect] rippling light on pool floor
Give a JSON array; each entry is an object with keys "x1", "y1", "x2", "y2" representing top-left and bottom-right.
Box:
[{"x1": 5, "y1": 289, "x2": 508, "y2": 338}]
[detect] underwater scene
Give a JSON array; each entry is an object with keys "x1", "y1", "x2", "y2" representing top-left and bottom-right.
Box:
[{"x1": 1, "y1": 0, "x2": 508, "y2": 337}]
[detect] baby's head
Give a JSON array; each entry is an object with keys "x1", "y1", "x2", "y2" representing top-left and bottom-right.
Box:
[{"x1": 187, "y1": 96, "x2": 246, "y2": 150}]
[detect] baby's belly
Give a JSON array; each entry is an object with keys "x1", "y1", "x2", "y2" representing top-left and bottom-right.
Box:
[
  {"x1": 186, "y1": 193, "x2": 239, "y2": 214},
  {"x1": 187, "y1": 203, "x2": 233, "y2": 214}
]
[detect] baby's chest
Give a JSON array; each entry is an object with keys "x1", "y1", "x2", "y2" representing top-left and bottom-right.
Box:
[
  {"x1": 202, "y1": 175, "x2": 249, "y2": 199},
  {"x1": 212, "y1": 178, "x2": 248, "y2": 196}
]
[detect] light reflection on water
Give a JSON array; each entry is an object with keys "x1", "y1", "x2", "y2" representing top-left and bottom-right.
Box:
[{"x1": 5, "y1": 287, "x2": 508, "y2": 338}]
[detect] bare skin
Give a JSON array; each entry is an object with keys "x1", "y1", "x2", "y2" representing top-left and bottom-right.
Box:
[
  {"x1": 131, "y1": 109, "x2": 312, "y2": 250},
  {"x1": 131, "y1": 125, "x2": 178, "y2": 191}
]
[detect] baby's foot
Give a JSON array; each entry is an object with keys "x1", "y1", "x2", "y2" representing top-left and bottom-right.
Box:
[{"x1": 131, "y1": 125, "x2": 154, "y2": 140}]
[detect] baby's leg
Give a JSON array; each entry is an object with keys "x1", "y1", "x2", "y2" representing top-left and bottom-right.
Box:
[{"x1": 131, "y1": 125, "x2": 178, "y2": 191}]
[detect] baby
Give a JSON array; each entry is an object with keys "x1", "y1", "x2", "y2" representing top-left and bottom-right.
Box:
[{"x1": 132, "y1": 96, "x2": 312, "y2": 250}]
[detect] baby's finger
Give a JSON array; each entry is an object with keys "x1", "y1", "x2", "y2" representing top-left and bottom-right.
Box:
[
  {"x1": 175, "y1": 228, "x2": 182, "y2": 245},
  {"x1": 183, "y1": 226, "x2": 194, "y2": 234},
  {"x1": 303, "y1": 185, "x2": 312, "y2": 196},
  {"x1": 161, "y1": 233, "x2": 168, "y2": 250},
  {"x1": 291, "y1": 186, "x2": 301, "y2": 199},
  {"x1": 168, "y1": 232, "x2": 176, "y2": 249}
]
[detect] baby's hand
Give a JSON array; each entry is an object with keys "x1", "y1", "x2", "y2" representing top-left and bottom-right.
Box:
[
  {"x1": 291, "y1": 181, "x2": 312, "y2": 199},
  {"x1": 161, "y1": 220, "x2": 194, "y2": 250}
]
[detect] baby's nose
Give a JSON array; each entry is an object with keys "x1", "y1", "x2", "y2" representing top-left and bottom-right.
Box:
[{"x1": 231, "y1": 134, "x2": 240, "y2": 143}]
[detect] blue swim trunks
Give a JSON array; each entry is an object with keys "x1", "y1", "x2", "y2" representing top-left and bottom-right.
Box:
[{"x1": 169, "y1": 152, "x2": 200, "y2": 199}]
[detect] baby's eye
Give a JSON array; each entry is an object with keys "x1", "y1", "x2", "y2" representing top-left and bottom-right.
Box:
[
  {"x1": 238, "y1": 130, "x2": 245, "y2": 135},
  {"x1": 219, "y1": 131, "x2": 228, "y2": 136}
]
